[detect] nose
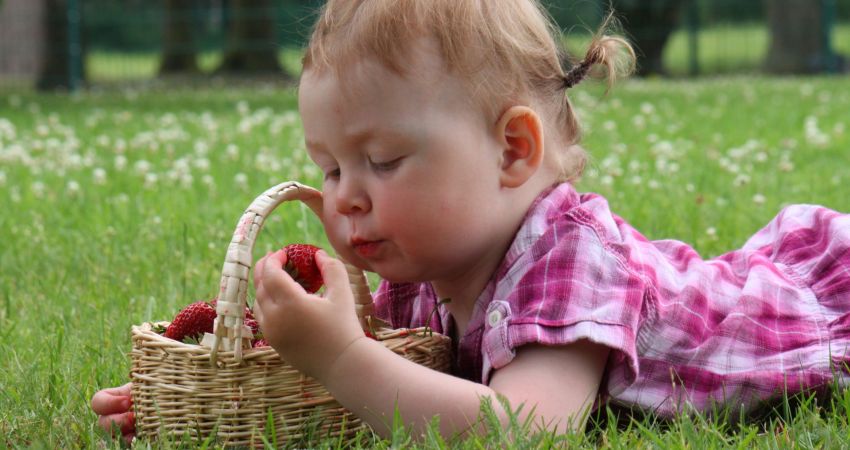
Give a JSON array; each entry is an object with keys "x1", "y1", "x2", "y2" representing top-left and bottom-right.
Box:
[{"x1": 334, "y1": 175, "x2": 371, "y2": 215}]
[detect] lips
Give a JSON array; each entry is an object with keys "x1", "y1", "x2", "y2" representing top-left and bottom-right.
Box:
[{"x1": 351, "y1": 237, "x2": 384, "y2": 258}]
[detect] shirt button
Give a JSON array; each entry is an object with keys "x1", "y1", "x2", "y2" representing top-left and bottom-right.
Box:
[{"x1": 487, "y1": 310, "x2": 503, "y2": 327}]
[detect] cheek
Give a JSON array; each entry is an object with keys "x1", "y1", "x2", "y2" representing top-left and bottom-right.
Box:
[{"x1": 321, "y1": 209, "x2": 348, "y2": 252}]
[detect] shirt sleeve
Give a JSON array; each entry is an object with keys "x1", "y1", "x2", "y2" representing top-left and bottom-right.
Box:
[{"x1": 480, "y1": 212, "x2": 648, "y2": 386}]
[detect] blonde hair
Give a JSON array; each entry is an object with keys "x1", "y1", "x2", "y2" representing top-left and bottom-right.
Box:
[{"x1": 303, "y1": 1, "x2": 635, "y2": 182}]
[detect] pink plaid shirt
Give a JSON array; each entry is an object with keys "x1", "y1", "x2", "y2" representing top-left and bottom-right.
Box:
[{"x1": 373, "y1": 182, "x2": 850, "y2": 416}]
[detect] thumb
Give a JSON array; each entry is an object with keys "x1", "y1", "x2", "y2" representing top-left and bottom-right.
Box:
[{"x1": 315, "y1": 250, "x2": 351, "y2": 301}]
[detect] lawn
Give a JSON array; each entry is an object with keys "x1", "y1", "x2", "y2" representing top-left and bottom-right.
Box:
[{"x1": 1, "y1": 75, "x2": 849, "y2": 448}]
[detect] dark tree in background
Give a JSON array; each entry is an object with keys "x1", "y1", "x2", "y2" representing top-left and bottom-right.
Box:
[
  {"x1": 216, "y1": 0, "x2": 285, "y2": 76},
  {"x1": 158, "y1": 0, "x2": 200, "y2": 75},
  {"x1": 764, "y1": 0, "x2": 844, "y2": 73},
  {"x1": 611, "y1": 0, "x2": 687, "y2": 76},
  {"x1": 37, "y1": 0, "x2": 87, "y2": 89}
]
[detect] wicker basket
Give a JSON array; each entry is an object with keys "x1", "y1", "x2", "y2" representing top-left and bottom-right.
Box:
[{"x1": 130, "y1": 181, "x2": 452, "y2": 447}]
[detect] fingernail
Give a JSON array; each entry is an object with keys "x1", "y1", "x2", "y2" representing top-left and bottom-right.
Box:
[{"x1": 122, "y1": 398, "x2": 132, "y2": 410}]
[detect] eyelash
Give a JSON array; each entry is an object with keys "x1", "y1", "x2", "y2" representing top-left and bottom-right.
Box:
[
  {"x1": 324, "y1": 167, "x2": 340, "y2": 180},
  {"x1": 369, "y1": 157, "x2": 402, "y2": 172},
  {"x1": 322, "y1": 156, "x2": 402, "y2": 180}
]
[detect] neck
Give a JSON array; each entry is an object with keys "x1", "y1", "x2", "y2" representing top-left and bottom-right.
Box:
[{"x1": 432, "y1": 178, "x2": 554, "y2": 335}]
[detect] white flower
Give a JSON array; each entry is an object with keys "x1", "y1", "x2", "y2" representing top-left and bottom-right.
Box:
[
  {"x1": 134, "y1": 159, "x2": 151, "y2": 175},
  {"x1": 234, "y1": 173, "x2": 248, "y2": 187},
  {"x1": 226, "y1": 144, "x2": 240, "y2": 160},
  {"x1": 193, "y1": 158, "x2": 210, "y2": 172},
  {"x1": 93, "y1": 168, "x2": 107, "y2": 185},
  {"x1": 112, "y1": 155, "x2": 126, "y2": 171},
  {"x1": 733, "y1": 174, "x2": 750, "y2": 187},
  {"x1": 67, "y1": 180, "x2": 81, "y2": 196},
  {"x1": 685, "y1": 183, "x2": 695, "y2": 192},
  {"x1": 144, "y1": 172, "x2": 158, "y2": 188},
  {"x1": 600, "y1": 175, "x2": 614, "y2": 186},
  {"x1": 202, "y1": 174, "x2": 215, "y2": 187},
  {"x1": 194, "y1": 141, "x2": 209, "y2": 156},
  {"x1": 752, "y1": 193, "x2": 766, "y2": 205},
  {"x1": 31, "y1": 181, "x2": 46, "y2": 198},
  {"x1": 706, "y1": 227, "x2": 717, "y2": 237},
  {"x1": 648, "y1": 179, "x2": 660, "y2": 190},
  {"x1": 0, "y1": 170, "x2": 6, "y2": 186}
]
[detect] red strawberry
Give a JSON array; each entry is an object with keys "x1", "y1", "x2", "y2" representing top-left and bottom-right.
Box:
[
  {"x1": 252, "y1": 338, "x2": 269, "y2": 348},
  {"x1": 164, "y1": 301, "x2": 217, "y2": 342},
  {"x1": 282, "y1": 244, "x2": 324, "y2": 293},
  {"x1": 244, "y1": 318, "x2": 260, "y2": 337}
]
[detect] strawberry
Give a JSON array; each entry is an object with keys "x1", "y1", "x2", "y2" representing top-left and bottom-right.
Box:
[
  {"x1": 164, "y1": 300, "x2": 217, "y2": 342},
  {"x1": 282, "y1": 244, "x2": 324, "y2": 293},
  {"x1": 244, "y1": 318, "x2": 260, "y2": 337},
  {"x1": 252, "y1": 338, "x2": 269, "y2": 348}
]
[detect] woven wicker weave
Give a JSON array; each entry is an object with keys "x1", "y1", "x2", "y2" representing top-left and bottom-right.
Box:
[{"x1": 130, "y1": 181, "x2": 452, "y2": 447}]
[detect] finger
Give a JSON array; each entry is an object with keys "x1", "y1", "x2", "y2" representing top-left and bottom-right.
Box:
[
  {"x1": 314, "y1": 251, "x2": 351, "y2": 301},
  {"x1": 98, "y1": 411, "x2": 136, "y2": 435},
  {"x1": 253, "y1": 252, "x2": 272, "y2": 290},
  {"x1": 262, "y1": 249, "x2": 304, "y2": 300},
  {"x1": 91, "y1": 383, "x2": 133, "y2": 415},
  {"x1": 253, "y1": 285, "x2": 265, "y2": 324}
]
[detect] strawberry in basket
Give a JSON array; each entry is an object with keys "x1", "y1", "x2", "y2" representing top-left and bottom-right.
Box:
[
  {"x1": 162, "y1": 299, "x2": 261, "y2": 344},
  {"x1": 163, "y1": 300, "x2": 217, "y2": 342}
]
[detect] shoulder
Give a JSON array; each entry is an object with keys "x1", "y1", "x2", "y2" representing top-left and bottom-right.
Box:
[{"x1": 481, "y1": 183, "x2": 647, "y2": 383}]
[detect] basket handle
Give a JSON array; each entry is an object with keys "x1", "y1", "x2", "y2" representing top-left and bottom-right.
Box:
[{"x1": 209, "y1": 181, "x2": 384, "y2": 365}]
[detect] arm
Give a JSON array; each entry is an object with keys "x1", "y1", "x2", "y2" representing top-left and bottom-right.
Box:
[
  {"x1": 324, "y1": 337, "x2": 608, "y2": 438},
  {"x1": 254, "y1": 250, "x2": 607, "y2": 439}
]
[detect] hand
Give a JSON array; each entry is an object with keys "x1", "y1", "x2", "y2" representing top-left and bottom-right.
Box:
[
  {"x1": 91, "y1": 382, "x2": 135, "y2": 444},
  {"x1": 253, "y1": 250, "x2": 365, "y2": 381}
]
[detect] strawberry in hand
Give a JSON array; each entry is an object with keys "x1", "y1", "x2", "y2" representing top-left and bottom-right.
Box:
[{"x1": 282, "y1": 244, "x2": 325, "y2": 293}]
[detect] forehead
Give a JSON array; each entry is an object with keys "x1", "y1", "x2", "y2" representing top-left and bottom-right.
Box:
[{"x1": 298, "y1": 38, "x2": 484, "y2": 136}]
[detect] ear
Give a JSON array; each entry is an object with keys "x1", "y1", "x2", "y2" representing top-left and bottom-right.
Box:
[{"x1": 495, "y1": 106, "x2": 544, "y2": 188}]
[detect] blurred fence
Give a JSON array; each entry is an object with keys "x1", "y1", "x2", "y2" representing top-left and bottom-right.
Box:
[{"x1": 1, "y1": 0, "x2": 848, "y2": 90}]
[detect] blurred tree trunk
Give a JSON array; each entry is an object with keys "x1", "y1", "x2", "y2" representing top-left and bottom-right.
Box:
[
  {"x1": 764, "y1": 0, "x2": 832, "y2": 73},
  {"x1": 159, "y1": 0, "x2": 199, "y2": 75},
  {"x1": 37, "y1": 0, "x2": 86, "y2": 89},
  {"x1": 216, "y1": 0, "x2": 285, "y2": 75},
  {"x1": 611, "y1": 0, "x2": 687, "y2": 76}
]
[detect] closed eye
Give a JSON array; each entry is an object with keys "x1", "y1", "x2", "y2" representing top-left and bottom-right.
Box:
[
  {"x1": 324, "y1": 167, "x2": 341, "y2": 180},
  {"x1": 368, "y1": 156, "x2": 403, "y2": 172}
]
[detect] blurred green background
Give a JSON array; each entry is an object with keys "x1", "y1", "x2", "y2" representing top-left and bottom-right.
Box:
[{"x1": 1, "y1": 0, "x2": 848, "y2": 90}]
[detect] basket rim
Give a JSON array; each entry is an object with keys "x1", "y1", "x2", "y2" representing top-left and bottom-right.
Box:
[{"x1": 132, "y1": 321, "x2": 451, "y2": 351}]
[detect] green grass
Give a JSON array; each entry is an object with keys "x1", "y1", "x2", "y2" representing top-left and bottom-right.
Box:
[{"x1": 1, "y1": 76, "x2": 849, "y2": 448}]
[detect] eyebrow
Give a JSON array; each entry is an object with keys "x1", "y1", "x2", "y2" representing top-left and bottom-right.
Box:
[{"x1": 306, "y1": 128, "x2": 414, "y2": 152}]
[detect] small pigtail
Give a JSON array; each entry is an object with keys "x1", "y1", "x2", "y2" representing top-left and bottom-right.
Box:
[{"x1": 563, "y1": 14, "x2": 636, "y2": 91}]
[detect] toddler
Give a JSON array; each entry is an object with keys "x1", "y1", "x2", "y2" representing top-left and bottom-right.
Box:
[{"x1": 92, "y1": 0, "x2": 850, "y2": 443}]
